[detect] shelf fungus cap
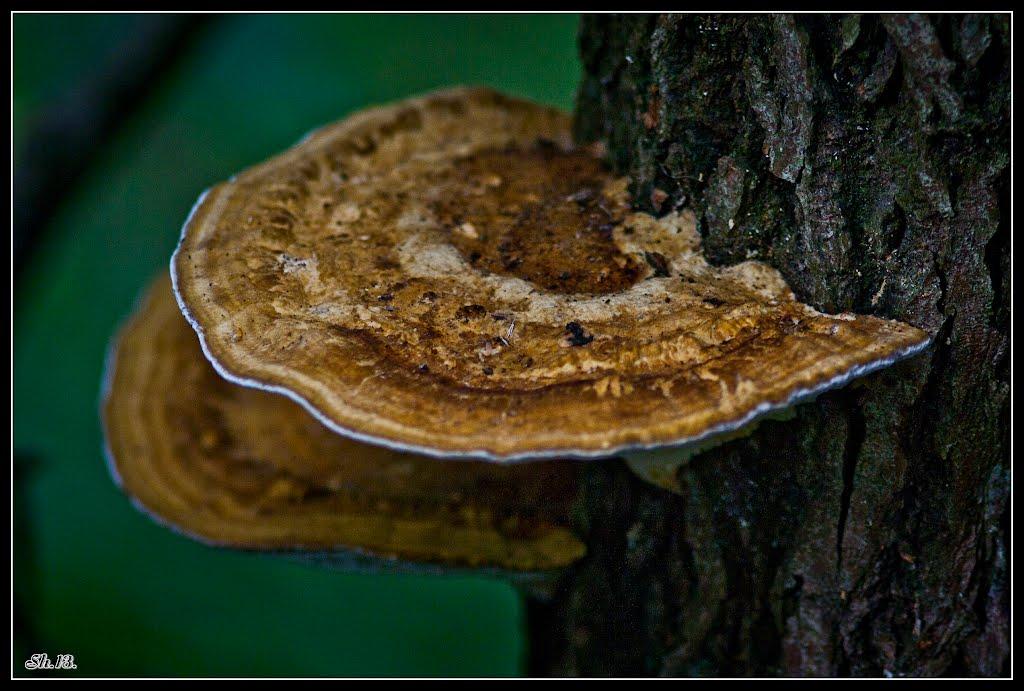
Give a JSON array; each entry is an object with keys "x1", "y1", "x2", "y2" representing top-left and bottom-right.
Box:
[
  {"x1": 101, "y1": 275, "x2": 584, "y2": 572},
  {"x1": 172, "y1": 86, "x2": 930, "y2": 461}
]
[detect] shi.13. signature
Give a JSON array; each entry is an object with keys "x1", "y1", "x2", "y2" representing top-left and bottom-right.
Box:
[{"x1": 25, "y1": 653, "x2": 76, "y2": 670}]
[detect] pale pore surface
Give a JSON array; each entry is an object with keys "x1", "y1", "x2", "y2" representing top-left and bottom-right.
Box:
[
  {"x1": 173, "y1": 86, "x2": 930, "y2": 459},
  {"x1": 102, "y1": 275, "x2": 584, "y2": 570}
]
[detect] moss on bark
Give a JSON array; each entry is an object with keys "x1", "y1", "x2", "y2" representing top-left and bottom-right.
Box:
[{"x1": 528, "y1": 13, "x2": 1009, "y2": 677}]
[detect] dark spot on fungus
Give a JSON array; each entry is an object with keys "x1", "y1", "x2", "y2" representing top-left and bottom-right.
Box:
[
  {"x1": 563, "y1": 321, "x2": 594, "y2": 347},
  {"x1": 376, "y1": 107, "x2": 423, "y2": 138},
  {"x1": 347, "y1": 135, "x2": 377, "y2": 156},
  {"x1": 644, "y1": 251, "x2": 671, "y2": 277},
  {"x1": 456, "y1": 304, "x2": 488, "y2": 321},
  {"x1": 374, "y1": 255, "x2": 400, "y2": 270}
]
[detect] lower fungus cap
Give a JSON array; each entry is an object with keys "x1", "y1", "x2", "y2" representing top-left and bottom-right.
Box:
[
  {"x1": 101, "y1": 275, "x2": 585, "y2": 571},
  {"x1": 171, "y1": 86, "x2": 931, "y2": 461}
]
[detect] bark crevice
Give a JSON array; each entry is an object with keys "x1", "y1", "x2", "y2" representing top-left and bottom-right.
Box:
[{"x1": 835, "y1": 397, "x2": 865, "y2": 573}]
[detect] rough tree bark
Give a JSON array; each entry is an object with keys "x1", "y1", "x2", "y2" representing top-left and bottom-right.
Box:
[{"x1": 527, "y1": 14, "x2": 1009, "y2": 677}]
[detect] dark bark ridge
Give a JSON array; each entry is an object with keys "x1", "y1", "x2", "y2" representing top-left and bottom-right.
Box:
[{"x1": 528, "y1": 14, "x2": 1008, "y2": 677}]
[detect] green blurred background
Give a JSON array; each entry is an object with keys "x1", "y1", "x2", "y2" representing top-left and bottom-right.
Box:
[{"x1": 13, "y1": 13, "x2": 581, "y2": 677}]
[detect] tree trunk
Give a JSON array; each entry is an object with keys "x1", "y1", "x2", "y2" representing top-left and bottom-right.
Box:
[{"x1": 526, "y1": 13, "x2": 1009, "y2": 677}]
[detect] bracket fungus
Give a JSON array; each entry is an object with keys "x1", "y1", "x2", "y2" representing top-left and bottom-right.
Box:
[
  {"x1": 103, "y1": 86, "x2": 932, "y2": 574},
  {"x1": 170, "y1": 86, "x2": 930, "y2": 470},
  {"x1": 102, "y1": 275, "x2": 585, "y2": 573}
]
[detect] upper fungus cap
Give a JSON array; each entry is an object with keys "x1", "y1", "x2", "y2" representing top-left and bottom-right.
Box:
[
  {"x1": 101, "y1": 275, "x2": 584, "y2": 571},
  {"x1": 171, "y1": 86, "x2": 930, "y2": 461}
]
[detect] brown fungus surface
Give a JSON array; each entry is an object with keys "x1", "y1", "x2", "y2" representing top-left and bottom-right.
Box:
[
  {"x1": 101, "y1": 275, "x2": 584, "y2": 570},
  {"x1": 172, "y1": 86, "x2": 930, "y2": 460}
]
